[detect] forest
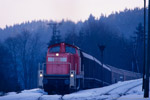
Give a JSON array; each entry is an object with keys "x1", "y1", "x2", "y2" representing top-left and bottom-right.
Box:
[{"x1": 0, "y1": 8, "x2": 147, "y2": 92}]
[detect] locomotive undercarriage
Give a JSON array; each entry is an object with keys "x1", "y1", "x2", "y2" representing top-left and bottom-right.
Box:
[
  {"x1": 43, "y1": 77, "x2": 70, "y2": 94},
  {"x1": 38, "y1": 61, "x2": 85, "y2": 94},
  {"x1": 42, "y1": 76, "x2": 84, "y2": 94}
]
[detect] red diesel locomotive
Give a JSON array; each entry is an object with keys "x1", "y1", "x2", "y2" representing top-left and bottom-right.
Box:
[
  {"x1": 39, "y1": 43, "x2": 83, "y2": 93},
  {"x1": 38, "y1": 42, "x2": 141, "y2": 94}
]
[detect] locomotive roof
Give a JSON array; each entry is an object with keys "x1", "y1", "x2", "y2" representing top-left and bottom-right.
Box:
[{"x1": 48, "y1": 42, "x2": 80, "y2": 49}]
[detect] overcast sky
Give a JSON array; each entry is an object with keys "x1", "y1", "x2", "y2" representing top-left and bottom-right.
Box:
[{"x1": 0, "y1": 0, "x2": 145, "y2": 28}]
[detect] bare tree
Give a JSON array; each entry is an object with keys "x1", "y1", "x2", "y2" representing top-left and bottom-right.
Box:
[{"x1": 5, "y1": 37, "x2": 21, "y2": 90}]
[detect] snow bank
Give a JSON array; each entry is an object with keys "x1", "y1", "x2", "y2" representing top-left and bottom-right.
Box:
[
  {"x1": 127, "y1": 85, "x2": 143, "y2": 95},
  {"x1": 21, "y1": 88, "x2": 47, "y2": 94},
  {"x1": 0, "y1": 93, "x2": 42, "y2": 100},
  {"x1": 117, "y1": 82, "x2": 150, "y2": 100},
  {"x1": 6, "y1": 92, "x2": 17, "y2": 95},
  {"x1": 0, "y1": 89, "x2": 45, "y2": 100},
  {"x1": 118, "y1": 94, "x2": 150, "y2": 100},
  {"x1": 63, "y1": 79, "x2": 142, "y2": 100}
]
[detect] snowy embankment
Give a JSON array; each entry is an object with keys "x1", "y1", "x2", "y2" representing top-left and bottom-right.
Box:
[
  {"x1": 63, "y1": 79, "x2": 144, "y2": 100},
  {"x1": 0, "y1": 79, "x2": 149, "y2": 100}
]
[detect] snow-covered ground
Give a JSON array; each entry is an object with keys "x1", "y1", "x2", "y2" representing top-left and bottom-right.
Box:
[{"x1": 0, "y1": 78, "x2": 149, "y2": 100}]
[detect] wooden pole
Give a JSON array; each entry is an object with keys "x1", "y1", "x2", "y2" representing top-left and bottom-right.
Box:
[
  {"x1": 144, "y1": 0, "x2": 150, "y2": 98},
  {"x1": 143, "y1": 0, "x2": 146, "y2": 91}
]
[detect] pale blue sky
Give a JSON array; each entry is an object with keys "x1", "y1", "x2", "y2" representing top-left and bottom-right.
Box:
[{"x1": 0, "y1": 0, "x2": 145, "y2": 28}]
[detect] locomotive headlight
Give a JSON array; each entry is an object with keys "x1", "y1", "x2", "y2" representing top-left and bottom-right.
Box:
[
  {"x1": 40, "y1": 73, "x2": 43, "y2": 77},
  {"x1": 70, "y1": 74, "x2": 74, "y2": 77},
  {"x1": 56, "y1": 53, "x2": 59, "y2": 56}
]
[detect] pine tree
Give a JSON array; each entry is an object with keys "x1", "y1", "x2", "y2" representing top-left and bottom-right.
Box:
[{"x1": 132, "y1": 23, "x2": 144, "y2": 72}]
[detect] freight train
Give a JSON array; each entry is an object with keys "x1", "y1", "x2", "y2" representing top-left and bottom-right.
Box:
[{"x1": 38, "y1": 42, "x2": 141, "y2": 94}]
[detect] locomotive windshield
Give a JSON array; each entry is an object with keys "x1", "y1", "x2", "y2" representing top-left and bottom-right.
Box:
[
  {"x1": 49, "y1": 46, "x2": 60, "y2": 53},
  {"x1": 65, "y1": 46, "x2": 76, "y2": 54}
]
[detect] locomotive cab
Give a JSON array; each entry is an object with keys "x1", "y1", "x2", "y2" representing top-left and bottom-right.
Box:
[{"x1": 46, "y1": 43, "x2": 80, "y2": 75}]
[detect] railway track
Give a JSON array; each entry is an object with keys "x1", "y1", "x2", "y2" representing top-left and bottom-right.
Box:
[
  {"x1": 37, "y1": 94, "x2": 44, "y2": 100},
  {"x1": 36, "y1": 94, "x2": 64, "y2": 100},
  {"x1": 99, "y1": 80, "x2": 142, "y2": 100},
  {"x1": 105, "y1": 80, "x2": 141, "y2": 95}
]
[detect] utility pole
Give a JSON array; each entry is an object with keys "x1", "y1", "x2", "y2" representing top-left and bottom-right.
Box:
[
  {"x1": 47, "y1": 22, "x2": 62, "y2": 45},
  {"x1": 99, "y1": 45, "x2": 105, "y2": 66},
  {"x1": 144, "y1": 0, "x2": 150, "y2": 98},
  {"x1": 143, "y1": 0, "x2": 146, "y2": 91},
  {"x1": 98, "y1": 44, "x2": 105, "y2": 85}
]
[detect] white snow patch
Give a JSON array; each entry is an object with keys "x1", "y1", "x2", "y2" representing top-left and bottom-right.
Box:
[
  {"x1": 0, "y1": 89, "x2": 46, "y2": 100},
  {"x1": 40, "y1": 95, "x2": 62, "y2": 100},
  {"x1": 6, "y1": 92, "x2": 17, "y2": 95},
  {"x1": 21, "y1": 88, "x2": 47, "y2": 94},
  {"x1": 127, "y1": 85, "x2": 143, "y2": 95},
  {"x1": 118, "y1": 94, "x2": 150, "y2": 100},
  {"x1": 0, "y1": 93, "x2": 42, "y2": 100}
]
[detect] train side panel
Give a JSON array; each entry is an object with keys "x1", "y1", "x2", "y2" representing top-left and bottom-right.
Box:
[
  {"x1": 107, "y1": 65, "x2": 142, "y2": 84},
  {"x1": 81, "y1": 52, "x2": 111, "y2": 89}
]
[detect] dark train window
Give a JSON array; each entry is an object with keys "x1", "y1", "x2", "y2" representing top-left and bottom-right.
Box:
[
  {"x1": 65, "y1": 46, "x2": 76, "y2": 54},
  {"x1": 49, "y1": 46, "x2": 60, "y2": 53}
]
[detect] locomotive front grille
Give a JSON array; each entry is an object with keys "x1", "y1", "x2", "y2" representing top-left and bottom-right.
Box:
[{"x1": 44, "y1": 62, "x2": 72, "y2": 75}]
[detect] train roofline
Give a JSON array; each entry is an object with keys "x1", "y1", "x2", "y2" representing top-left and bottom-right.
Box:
[
  {"x1": 81, "y1": 51, "x2": 111, "y2": 71},
  {"x1": 106, "y1": 64, "x2": 142, "y2": 75}
]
